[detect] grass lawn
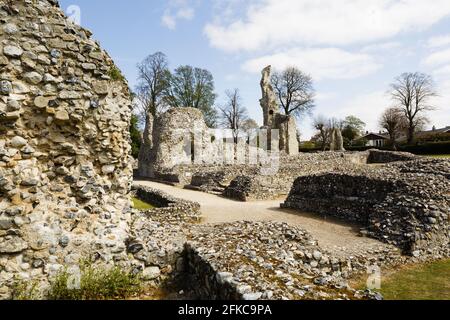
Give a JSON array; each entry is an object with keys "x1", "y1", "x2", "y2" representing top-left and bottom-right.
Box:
[
  {"x1": 359, "y1": 259, "x2": 450, "y2": 300},
  {"x1": 132, "y1": 197, "x2": 155, "y2": 210},
  {"x1": 424, "y1": 154, "x2": 450, "y2": 159}
]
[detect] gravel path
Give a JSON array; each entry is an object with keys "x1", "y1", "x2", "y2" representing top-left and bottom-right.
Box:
[{"x1": 134, "y1": 180, "x2": 397, "y2": 258}]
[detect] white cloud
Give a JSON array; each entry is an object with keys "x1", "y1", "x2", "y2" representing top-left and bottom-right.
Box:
[
  {"x1": 161, "y1": 0, "x2": 196, "y2": 30},
  {"x1": 432, "y1": 64, "x2": 450, "y2": 76},
  {"x1": 338, "y1": 91, "x2": 390, "y2": 132},
  {"x1": 423, "y1": 48, "x2": 450, "y2": 66},
  {"x1": 361, "y1": 42, "x2": 402, "y2": 53},
  {"x1": 162, "y1": 12, "x2": 177, "y2": 30},
  {"x1": 205, "y1": 0, "x2": 450, "y2": 52},
  {"x1": 427, "y1": 34, "x2": 450, "y2": 48},
  {"x1": 242, "y1": 48, "x2": 381, "y2": 80}
]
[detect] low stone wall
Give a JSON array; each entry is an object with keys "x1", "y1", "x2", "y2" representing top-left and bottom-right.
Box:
[
  {"x1": 222, "y1": 152, "x2": 372, "y2": 201},
  {"x1": 367, "y1": 149, "x2": 416, "y2": 163},
  {"x1": 183, "y1": 243, "x2": 242, "y2": 300},
  {"x1": 131, "y1": 185, "x2": 201, "y2": 224},
  {"x1": 126, "y1": 186, "x2": 202, "y2": 289},
  {"x1": 138, "y1": 151, "x2": 419, "y2": 202},
  {"x1": 282, "y1": 159, "x2": 450, "y2": 256},
  {"x1": 181, "y1": 221, "x2": 401, "y2": 300}
]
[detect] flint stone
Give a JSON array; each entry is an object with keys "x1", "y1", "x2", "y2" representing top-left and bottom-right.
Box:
[
  {"x1": 0, "y1": 219, "x2": 14, "y2": 230},
  {"x1": 10, "y1": 136, "x2": 27, "y2": 148},
  {"x1": 93, "y1": 81, "x2": 108, "y2": 95},
  {"x1": 24, "y1": 72, "x2": 43, "y2": 84},
  {"x1": 143, "y1": 266, "x2": 161, "y2": 280},
  {"x1": 0, "y1": 236, "x2": 28, "y2": 253},
  {"x1": 102, "y1": 165, "x2": 115, "y2": 174},
  {"x1": 3, "y1": 24, "x2": 19, "y2": 34},
  {"x1": 34, "y1": 96, "x2": 52, "y2": 108},
  {"x1": 0, "y1": 80, "x2": 12, "y2": 95},
  {"x1": 3, "y1": 45, "x2": 23, "y2": 58},
  {"x1": 242, "y1": 292, "x2": 263, "y2": 301},
  {"x1": 55, "y1": 110, "x2": 70, "y2": 121}
]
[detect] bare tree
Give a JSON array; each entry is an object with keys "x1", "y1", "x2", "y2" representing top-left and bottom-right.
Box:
[
  {"x1": 218, "y1": 89, "x2": 248, "y2": 142},
  {"x1": 390, "y1": 72, "x2": 437, "y2": 144},
  {"x1": 379, "y1": 107, "x2": 406, "y2": 149},
  {"x1": 135, "y1": 52, "x2": 171, "y2": 121},
  {"x1": 271, "y1": 66, "x2": 315, "y2": 119},
  {"x1": 312, "y1": 115, "x2": 331, "y2": 151},
  {"x1": 135, "y1": 52, "x2": 170, "y2": 176}
]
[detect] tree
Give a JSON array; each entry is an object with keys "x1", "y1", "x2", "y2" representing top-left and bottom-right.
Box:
[
  {"x1": 135, "y1": 52, "x2": 171, "y2": 122},
  {"x1": 241, "y1": 119, "x2": 259, "y2": 133},
  {"x1": 165, "y1": 65, "x2": 217, "y2": 127},
  {"x1": 379, "y1": 107, "x2": 406, "y2": 149},
  {"x1": 390, "y1": 72, "x2": 437, "y2": 144},
  {"x1": 342, "y1": 115, "x2": 366, "y2": 146},
  {"x1": 129, "y1": 114, "x2": 143, "y2": 159},
  {"x1": 312, "y1": 115, "x2": 331, "y2": 151},
  {"x1": 271, "y1": 66, "x2": 315, "y2": 119},
  {"x1": 135, "y1": 52, "x2": 171, "y2": 176},
  {"x1": 218, "y1": 89, "x2": 248, "y2": 142}
]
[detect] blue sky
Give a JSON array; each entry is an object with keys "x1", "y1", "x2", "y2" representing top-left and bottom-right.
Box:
[{"x1": 59, "y1": 0, "x2": 450, "y2": 139}]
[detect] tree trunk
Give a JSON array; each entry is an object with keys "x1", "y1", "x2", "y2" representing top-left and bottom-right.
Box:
[{"x1": 407, "y1": 126, "x2": 415, "y2": 145}]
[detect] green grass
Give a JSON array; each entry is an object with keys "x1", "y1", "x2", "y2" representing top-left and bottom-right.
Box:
[
  {"x1": 361, "y1": 259, "x2": 450, "y2": 300},
  {"x1": 12, "y1": 261, "x2": 143, "y2": 300},
  {"x1": 132, "y1": 197, "x2": 155, "y2": 210},
  {"x1": 108, "y1": 66, "x2": 125, "y2": 82},
  {"x1": 48, "y1": 262, "x2": 143, "y2": 300},
  {"x1": 424, "y1": 154, "x2": 450, "y2": 159}
]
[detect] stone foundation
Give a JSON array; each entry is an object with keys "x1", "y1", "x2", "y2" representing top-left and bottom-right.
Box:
[{"x1": 282, "y1": 159, "x2": 450, "y2": 256}]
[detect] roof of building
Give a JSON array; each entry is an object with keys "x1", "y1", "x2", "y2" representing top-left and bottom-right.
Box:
[
  {"x1": 417, "y1": 126, "x2": 450, "y2": 135},
  {"x1": 359, "y1": 132, "x2": 390, "y2": 140}
]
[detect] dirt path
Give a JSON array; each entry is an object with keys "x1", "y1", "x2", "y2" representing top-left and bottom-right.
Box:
[{"x1": 134, "y1": 180, "x2": 397, "y2": 258}]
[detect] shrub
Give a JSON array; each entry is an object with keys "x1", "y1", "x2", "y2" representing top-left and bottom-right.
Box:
[
  {"x1": 108, "y1": 66, "x2": 125, "y2": 82},
  {"x1": 48, "y1": 261, "x2": 143, "y2": 300},
  {"x1": 11, "y1": 279, "x2": 41, "y2": 300},
  {"x1": 398, "y1": 141, "x2": 450, "y2": 155}
]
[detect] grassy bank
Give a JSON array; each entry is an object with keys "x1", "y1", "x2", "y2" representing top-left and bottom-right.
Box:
[
  {"x1": 132, "y1": 197, "x2": 155, "y2": 210},
  {"x1": 357, "y1": 259, "x2": 450, "y2": 300},
  {"x1": 425, "y1": 154, "x2": 450, "y2": 159}
]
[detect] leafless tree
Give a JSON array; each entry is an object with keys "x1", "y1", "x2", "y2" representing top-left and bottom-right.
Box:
[
  {"x1": 379, "y1": 107, "x2": 406, "y2": 149},
  {"x1": 312, "y1": 115, "x2": 331, "y2": 151},
  {"x1": 134, "y1": 52, "x2": 171, "y2": 123},
  {"x1": 271, "y1": 66, "x2": 315, "y2": 119},
  {"x1": 135, "y1": 52, "x2": 170, "y2": 175},
  {"x1": 218, "y1": 89, "x2": 248, "y2": 142},
  {"x1": 390, "y1": 72, "x2": 437, "y2": 144}
]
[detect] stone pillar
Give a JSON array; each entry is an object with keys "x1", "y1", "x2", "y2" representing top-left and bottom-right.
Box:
[
  {"x1": 330, "y1": 128, "x2": 345, "y2": 151},
  {"x1": 259, "y1": 66, "x2": 279, "y2": 128},
  {"x1": 138, "y1": 111, "x2": 154, "y2": 177}
]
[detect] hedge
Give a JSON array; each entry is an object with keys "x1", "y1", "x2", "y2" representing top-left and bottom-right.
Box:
[
  {"x1": 301, "y1": 141, "x2": 450, "y2": 155},
  {"x1": 345, "y1": 142, "x2": 450, "y2": 155}
]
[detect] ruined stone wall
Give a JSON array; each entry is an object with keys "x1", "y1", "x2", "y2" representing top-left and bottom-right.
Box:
[
  {"x1": 222, "y1": 152, "x2": 372, "y2": 201},
  {"x1": 282, "y1": 159, "x2": 450, "y2": 256},
  {"x1": 367, "y1": 149, "x2": 417, "y2": 163},
  {"x1": 0, "y1": 0, "x2": 133, "y2": 298}
]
